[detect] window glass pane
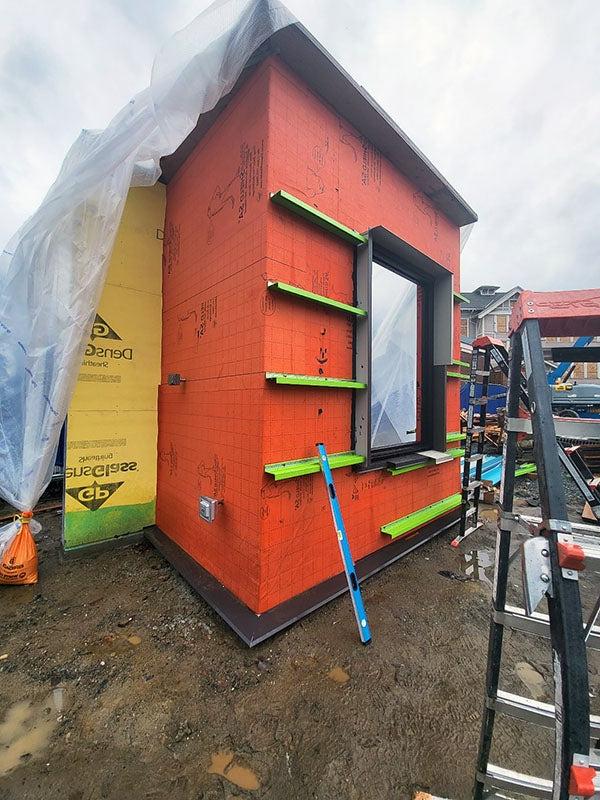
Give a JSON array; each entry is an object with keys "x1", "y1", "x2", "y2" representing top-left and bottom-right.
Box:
[{"x1": 371, "y1": 261, "x2": 417, "y2": 449}]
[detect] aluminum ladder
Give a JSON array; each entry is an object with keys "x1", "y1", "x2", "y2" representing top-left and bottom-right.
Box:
[
  {"x1": 454, "y1": 336, "x2": 600, "y2": 548},
  {"x1": 473, "y1": 290, "x2": 600, "y2": 800}
]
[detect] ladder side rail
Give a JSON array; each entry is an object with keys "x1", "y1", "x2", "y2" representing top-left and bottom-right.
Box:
[
  {"x1": 521, "y1": 319, "x2": 590, "y2": 800},
  {"x1": 492, "y1": 343, "x2": 598, "y2": 515},
  {"x1": 473, "y1": 332, "x2": 523, "y2": 800}
]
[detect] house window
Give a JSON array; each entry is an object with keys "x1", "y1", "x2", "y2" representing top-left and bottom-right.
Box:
[
  {"x1": 353, "y1": 226, "x2": 456, "y2": 472},
  {"x1": 370, "y1": 261, "x2": 420, "y2": 449}
]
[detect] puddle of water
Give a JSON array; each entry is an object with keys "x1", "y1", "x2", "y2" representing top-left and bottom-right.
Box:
[
  {"x1": 327, "y1": 666, "x2": 350, "y2": 684},
  {"x1": 457, "y1": 549, "x2": 494, "y2": 589},
  {"x1": 208, "y1": 750, "x2": 260, "y2": 791},
  {"x1": 0, "y1": 690, "x2": 65, "y2": 776},
  {"x1": 515, "y1": 661, "x2": 546, "y2": 700}
]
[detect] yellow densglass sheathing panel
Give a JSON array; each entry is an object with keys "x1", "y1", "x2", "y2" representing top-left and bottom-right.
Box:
[{"x1": 63, "y1": 185, "x2": 165, "y2": 549}]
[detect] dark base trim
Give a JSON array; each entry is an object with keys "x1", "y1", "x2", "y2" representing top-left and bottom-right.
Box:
[
  {"x1": 62, "y1": 530, "x2": 144, "y2": 558},
  {"x1": 145, "y1": 509, "x2": 460, "y2": 647}
]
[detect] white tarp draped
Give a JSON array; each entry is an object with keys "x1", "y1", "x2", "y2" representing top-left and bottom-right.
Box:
[{"x1": 0, "y1": 0, "x2": 295, "y2": 555}]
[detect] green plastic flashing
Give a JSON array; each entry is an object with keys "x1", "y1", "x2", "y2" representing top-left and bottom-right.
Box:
[
  {"x1": 270, "y1": 190, "x2": 368, "y2": 245},
  {"x1": 267, "y1": 280, "x2": 367, "y2": 317},
  {"x1": 447, "y1": 371, "x2": 469, "y2": 380},
  {"x1": 446, "y1": 431, "x2": 466, "y2": 442},
  {"x1": 454, "y1": 291, "x2": 469, "y2": 303},
  {"x1": 452, "y1": 358, "x2": 469, "y2": 368},
  {"x1": 516, "y1": 463, "x2": 537, "y2": 478},
  {"x1": 388, "y1": 448, "x2": 463, "y2": 476},
  {"x1": 266, "y1": 372, "x2": 367, "y2": 389},
  {"x1": 446, "y1": 447, "x2": 466, "y2": 459},
  {"x1": 265, "y1": 451, "x2": 365, "y2": 481},
  {"x1": 387, "y1": 462, "x2": 427, "y2": 477},
  {"x1": 381, "y1": 493, "x2": 462, "y2": 539}
]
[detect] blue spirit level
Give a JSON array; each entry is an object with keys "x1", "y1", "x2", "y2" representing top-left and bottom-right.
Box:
[{"x1": 316, "y1": 442, "x2": 372, "y2": 645}]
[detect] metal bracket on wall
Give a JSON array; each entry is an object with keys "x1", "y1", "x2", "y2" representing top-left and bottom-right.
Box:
[
  {"x1": 270, "y1": 189, "x2": 367, "y2": 245},
  {"x1": 265, "y1": 372, "x2": 367, "y2": 389},
  {"x1": 267, "y1": 280, "x2": 367, "y2": 317}
]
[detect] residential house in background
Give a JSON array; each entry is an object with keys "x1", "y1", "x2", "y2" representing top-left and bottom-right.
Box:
[
  {"x1": 460, "y1": 285, "x2": 600, "y2": 383},
  {"x1": 459, "y1": 285, "x2": 522, "y2": 343}
]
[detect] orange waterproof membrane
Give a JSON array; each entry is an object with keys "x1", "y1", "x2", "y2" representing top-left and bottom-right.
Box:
[{"x1": 153, "y1": 26, "x2": 476, "y2": 645}]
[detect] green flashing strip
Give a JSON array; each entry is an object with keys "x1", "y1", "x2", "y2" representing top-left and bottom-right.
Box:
[
  {"x1": 388, "y1": 448, "x2": 463, "y2": 476},
  {"x1": 516, "y1": 462, "x2": 537, "y2": 478},
  {"x1": 447, "y1": 447, "x2": 465, "y2": 459},
  {"x1": 266, "y1": 372, "x2": 367, "y2": 389},
  {"x1": 452, "y1": 358, "x2": 469, "y2": 368},
  {"x1": 265, "y1": 451, "x2": 365, "y2": 481},
  {"x1": 381, "y1": 493, "x2": 462, "y2": 539},
  {"x1": 267, "y1": 280, "x2": 367, "y2": 317},
  {"x1": 447, "y1": 371, "x2": 469, "y2": 380},
  {"x1": 270, "y1": 190, "x2": 368, "y2": 245},
  {"x1": 388, "y1": 462, "x2": 428, "y2": 477},
  {"x1": 446, "y1": 431, "x2": 466, "y2": 442},
  {"x1": 454, "y1": 291, "x2": 469, "y2": 303}
]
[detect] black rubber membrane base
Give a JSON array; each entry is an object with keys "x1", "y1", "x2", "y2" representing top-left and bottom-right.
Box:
[{"x1": 145, "y1": 509, "x2": 460, "y2": 647}]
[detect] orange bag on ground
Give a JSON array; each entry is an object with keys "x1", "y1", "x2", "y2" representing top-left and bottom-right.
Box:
[{"x1": 0, "y1": 512, "x2": 38, "y2": 585}]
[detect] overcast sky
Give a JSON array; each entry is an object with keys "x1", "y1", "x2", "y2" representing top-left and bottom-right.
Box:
[{"x1": 1, "y1": 0, "x2": 599, "y2": 291}]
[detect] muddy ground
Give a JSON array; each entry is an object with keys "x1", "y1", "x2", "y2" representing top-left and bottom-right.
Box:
[{"x1": 2, "y1": 477, "x2": 600, "y2": 800}]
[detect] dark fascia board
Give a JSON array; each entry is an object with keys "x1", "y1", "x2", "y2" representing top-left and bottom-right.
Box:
[
  {"x1": 368, "y1": 225, "x2": 452, "y2": 280},
  {"x1": 159, "y1": 22, "x2": 477, "y2": 228}
]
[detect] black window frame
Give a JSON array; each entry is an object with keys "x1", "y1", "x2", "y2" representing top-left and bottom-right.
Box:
[{"x1": 353, "y1": 227, "x2": 452, "y2": 473}]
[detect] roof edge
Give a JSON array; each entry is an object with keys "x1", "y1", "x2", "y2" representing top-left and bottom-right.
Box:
[{"x1": 160, "y1": 22, "x2": 477, "y2": 228}]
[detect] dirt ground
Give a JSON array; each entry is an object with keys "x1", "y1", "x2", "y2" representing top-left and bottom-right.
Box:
[{"x1": 2, "y1": 477, "x2": 600, "y2": 800}]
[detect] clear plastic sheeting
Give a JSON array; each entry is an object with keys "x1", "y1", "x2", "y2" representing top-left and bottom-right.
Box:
[
  {"x1": 370, "y1": 262, "x2": 418, "y2": 450},
  {"x1": 0, "y1": 1, "x2": 295, "y2": 530}
]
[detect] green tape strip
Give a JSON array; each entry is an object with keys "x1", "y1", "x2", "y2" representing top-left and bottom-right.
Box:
[
  {"x1": 270, "y1": 190, "x2": 368, "y2": 245},
  {"x1": 454, "y1": 291, "x2": 469, "y2": 303},
  {"x1": 446, "y1": 431, "x2": 466, "y2": 442},
  {"x1": 266, "y1": 372, "x2": 367, "y2": 389},
  {"x1": 447, "y1": 371, "x2": 469, "y2": 380},
  {"x1": 268, "y1": 280, "x2": 367, "y2": 317},
  {"x1": 63, "y1": 500, "x2": 155, "y2": 549},
  {"x1": 516, "y1": 462, "x2": 537, "y2": 478},
  {"x1": 265, "y1": 451, "x2": 365, "y2": 480},
  {"x1": 452, "y1": 358, "x2": 469, "y2": 368},
  {"x1": 381, "y1": 493, "x2": 462, "y2": 539}
]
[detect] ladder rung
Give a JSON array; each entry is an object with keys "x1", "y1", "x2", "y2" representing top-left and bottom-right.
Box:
[
  {"x1": 470, "y1": 396, "x2": 488, "y2": 405},
  {"x1": 478, "y1": 764, "x2": 552, "y2": 799},
  {"x1": 470, "y1": 426, "x2": 485, "y2": 434},
  {"x1": 475, "y1": 370, "x2": 491, "y2": 377},
  {"x1": 573, "y1": 532, "x2": 600, "y2": 562},
  {"x1": 466, "y1": 506, "x2": 478, "y2": 518},
  {"x1": 495, "y1": 604, "x2": 600, "y2": 651},
  {"x1": 491, "y1": 690, "x2": 600, "y2": 737},
  {"x1": 450, "y1": 521, "x2": 483, "y2": 547},
  {"x1": 466, "y1": 453, "x2": 485, "y2": 462},
  {"x1": 468, "y1": 480, "x2": 484, "y2": 491}
]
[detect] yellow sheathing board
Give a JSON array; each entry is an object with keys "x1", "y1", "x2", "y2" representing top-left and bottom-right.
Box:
[
  {"x1": 71, "y1": 284, "x2": 162, "y2": 412},
  {"x1": 105, "y1": 186, "x2": 165, "y2": 295},
  {"x1": 64, "y1": 184, "x2": 165, "y2": 549}
]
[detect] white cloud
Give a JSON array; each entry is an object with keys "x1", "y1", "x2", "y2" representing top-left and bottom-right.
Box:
[{"x1": 1, "y1": 0, "x2": 599, "y2": 291}]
